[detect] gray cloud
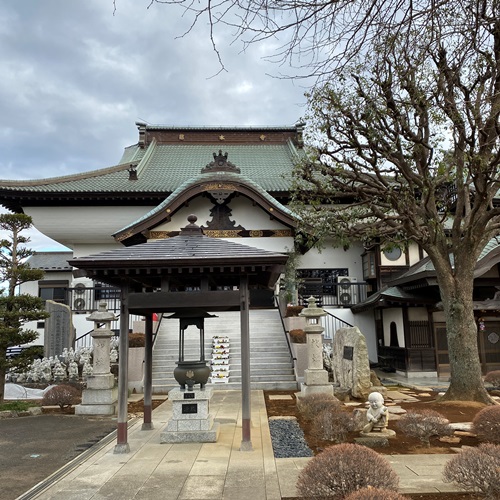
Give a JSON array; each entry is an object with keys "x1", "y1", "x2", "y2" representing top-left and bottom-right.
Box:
[
  {"x1": 0, "y1": 1, "x2": 308, "y2": 250},
  {"x1": 0, "y1": 0, "x2": 307, "y2": 181}
]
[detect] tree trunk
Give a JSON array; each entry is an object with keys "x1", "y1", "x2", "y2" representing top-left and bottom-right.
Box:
[
  {"x1": 438, "y1": 270, "x2": 493, "y2": 404},
  {"x1": 0, "y1": 346, "x2": 6, "y2": 403}
]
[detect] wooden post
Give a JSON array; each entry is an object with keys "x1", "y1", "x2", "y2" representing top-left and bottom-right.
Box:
[
  {"x1": 114, "y1": 284, "x2": 130, "y2": 453},
  {"x1": 240, "y1": 275, "x2": 252, "y2": 451},
  {"x1": 142, "y1": 313, "x2": 154, "y2": 430}
]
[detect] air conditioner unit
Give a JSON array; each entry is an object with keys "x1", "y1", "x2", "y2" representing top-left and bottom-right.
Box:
[
  {"x1": 73, "y1": 282, "x2": 91, "y2": 312},
  {"x1": 337, "y1": 276, "x2": 358, "y2": 305}
]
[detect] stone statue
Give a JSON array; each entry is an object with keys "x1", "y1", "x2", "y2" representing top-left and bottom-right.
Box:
[
  {"x1": 362, "y1": 391, "x2": 389, "y2": 433},
  {"x1": 68, "y1": 360, "x2": 79, "y2": 381}
]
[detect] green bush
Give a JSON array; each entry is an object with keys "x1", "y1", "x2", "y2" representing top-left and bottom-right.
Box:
[
  {"x1": 297, "y1": 443, "x2": 399, "y2": 498},
  {"x1": 0, "y1": 400, "x2": 35, "y2": 412}
]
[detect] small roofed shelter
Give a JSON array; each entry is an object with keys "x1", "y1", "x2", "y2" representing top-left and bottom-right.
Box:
[{"x1": 68, "y1": 215, "x2": 288, "y2": 453}]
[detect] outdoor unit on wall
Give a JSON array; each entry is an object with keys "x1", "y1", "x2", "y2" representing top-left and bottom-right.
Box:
[
  {"x1": 337, "y1": 276, "x2": 358, "y2": 306},
  {"x1": 73, "y1": 282, "x2": 91, "y2": 313}
]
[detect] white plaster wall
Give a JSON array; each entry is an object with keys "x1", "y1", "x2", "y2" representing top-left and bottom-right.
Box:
[
  {"x1": 380, "y1": 249, "x2": 406, "y2": 266},
  {"x1": 382, "y1": 308, "x2": 405, "y2": 347},
  {"x1": 299, "y1": 241, "x2": 364, "y2": 277},
  {"x1": 155, "y1": 196, "x2": 290, "y2": 232},
  {"x1": 25, "y1": 206, "x2": 154, "y2": 248},
  {"x1": 408, "y1": 242, "x2": 425, "y2": 266},
  {"x1": 408, "y1": 307, "x2": 428, "y2": 321},
  {"x1": 325, "y1": 308, "x2": 378, "y2": 362}
]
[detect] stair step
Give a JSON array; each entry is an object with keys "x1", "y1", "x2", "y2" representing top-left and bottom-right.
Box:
[{"x1": 151, "y1": 309, "x2": 296, "y2": 392}]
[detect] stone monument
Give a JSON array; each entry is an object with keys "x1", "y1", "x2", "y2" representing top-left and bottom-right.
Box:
[
  {"x1": 298, "y1": 296, "x2": 334, "y2": 397},
  {"x1": 44, "y1": 301, "x2": 75, "y2": 358},
  {"x1": 75, "y1": 302, "x2": 118, "y2": 415},
  {"x1": 333, "y1": 326, "x2": 372, "y2": 399}
]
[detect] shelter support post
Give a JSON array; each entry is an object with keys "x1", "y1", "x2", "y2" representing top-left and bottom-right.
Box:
[
  {"x1": 114, "y1": 285, "x2": 130, "y2": 453},
  {"x1": 142, "y1": 313, "x2": 154, "y2": 430},
  {"x1": 240, "y1": 275, "x2": 252, "y2": 451}
]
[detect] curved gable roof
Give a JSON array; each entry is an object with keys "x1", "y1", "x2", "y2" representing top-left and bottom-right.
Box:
[{"x1": 114, "y1": 168, "x2": 299, "y2": 244}]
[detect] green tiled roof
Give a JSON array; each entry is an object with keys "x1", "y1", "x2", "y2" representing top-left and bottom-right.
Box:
[{"x1": 0, "y1": 142, "x2": 300, "y2": 194}]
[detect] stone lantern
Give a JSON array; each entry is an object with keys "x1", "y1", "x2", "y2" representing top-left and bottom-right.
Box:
[
  {"x1": 75, "y1": 301, "x2": 118, "y2": 415},
  {"x1": 298, "y1": 296, "x2": 334, "y2": 397}
]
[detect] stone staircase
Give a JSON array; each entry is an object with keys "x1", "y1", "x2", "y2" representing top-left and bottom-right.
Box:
[{"x1": 151, "y1": 309, "x2": 298, "y2": 393}]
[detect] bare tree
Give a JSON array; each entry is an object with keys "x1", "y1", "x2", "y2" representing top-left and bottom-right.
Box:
[
  {"x1": 120, "y1": 0, "x2": 500, "y2": 402},
  {"x1": 115, "y1": 0, "x2": 450, "y2": 79},
  {"x1": 291, "y1": 2, "x2": 500, "y2": 403}
]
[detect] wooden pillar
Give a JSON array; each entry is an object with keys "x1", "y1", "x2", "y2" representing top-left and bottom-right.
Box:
[
  {"x1": 142, "y1": 313, "x2": 154, "y2": 430},
  {"x1": 240, "y1": 275, "x2": 252, "y2": 451},
  {"x1": 114, "y1": 284, "x2": 130, "y2": 453}
]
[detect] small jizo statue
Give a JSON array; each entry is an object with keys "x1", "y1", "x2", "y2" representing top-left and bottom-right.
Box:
[{"x1": 363, "y1": 391, "x2": 389, "y2": 433}]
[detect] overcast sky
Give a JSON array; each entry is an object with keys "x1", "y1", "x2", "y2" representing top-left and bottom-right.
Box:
[{"x1": 0, "y1": 1, "x2": 309, "y2": 251}]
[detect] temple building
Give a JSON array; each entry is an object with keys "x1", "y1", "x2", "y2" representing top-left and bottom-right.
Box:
[{"x1": 1, "y1": 122, "x2": 499, "y2": 380}]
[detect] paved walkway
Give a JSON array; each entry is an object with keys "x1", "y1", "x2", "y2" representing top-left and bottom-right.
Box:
[{"x1": 20, "y1": 390, "x2": 464, "y2": 500}]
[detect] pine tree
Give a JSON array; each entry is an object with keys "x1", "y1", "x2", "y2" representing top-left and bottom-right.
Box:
[{"x1": 0, "y1": 213, "x2": 48, "y2": 402}]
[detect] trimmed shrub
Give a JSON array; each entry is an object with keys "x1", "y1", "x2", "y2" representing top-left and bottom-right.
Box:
[
  {"x1": 472, "y1": 405, "x2": 500, "y2": 444},
  {"x1": 129, "y1": 333, "x2": 145, "y2": 347},
  {"x1": 312, "y1": 405, "x2": 355, "y2": 443},
  {"x1": 484, "y1": 370, "x2": 500, "y2": 387},
  {"x1": 289, "y1": 329, "x2": 306, "y2": 343},
  {"x1": 297, "y1": 392, "x2": 340, "y2": 421},
  {"x1": 297, "y1": 443, "x2": 399, "y2": 498},
  {"x1": 42, "y1": 384, "x2": 80, "y2": 410},
  {"x1": 443, "y1": 443, "x2": 500, "y2": 499},
  {"x1": 344, "y1": 487, "x2": 407, "y2": 500},
  {"x1": 397, "y1": 409, "x2": 453, "y2": 447},
  {"x1": 285, "y1": 305, "x2": 304, "y2": 317}
]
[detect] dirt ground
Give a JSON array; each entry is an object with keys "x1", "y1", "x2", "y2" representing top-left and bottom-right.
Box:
[{"x1": 263, "y1": 389, "x2": 489, "y2": 500}]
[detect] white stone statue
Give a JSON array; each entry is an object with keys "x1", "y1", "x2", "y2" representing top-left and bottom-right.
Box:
[
  {"x1": 53, "y1": 361, "x2": 67, "y2": 382},
  {"x1": 362, "y1": 391, "x2": 389, "y2": 433},
  {"x1": 110, "y1": 347, "x2": 118, "y2": 363},
  {"x1": 68, "y1": 360, "x2": 79, "y2": 381},
  {"x1": 82, "y1": 360, "x2": 93, "y2": 380}
]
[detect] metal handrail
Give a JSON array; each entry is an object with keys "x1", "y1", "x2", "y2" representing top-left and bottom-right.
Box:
[
  {"x1": 274, "y1": 294, "x2": 296, "y2": 368},
  {"x1": 322, "y1": 309, "x2": 353, "y2": 340}
]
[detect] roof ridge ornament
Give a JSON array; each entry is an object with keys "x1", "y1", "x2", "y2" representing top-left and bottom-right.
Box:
[
  {"x1": 201, "y1": 150, "x2": 241, "y2": 174},
  {"x1": 180, "y1": 214, "x2": 204, "y2": 236}
]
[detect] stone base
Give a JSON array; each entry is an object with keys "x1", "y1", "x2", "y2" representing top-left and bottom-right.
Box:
[
  {"x1": 86, "y1": 374, "x2": 115, "y2": 390},
  {"x1": 161, "y1": 387, "x2": 218, "y2": 443},
  {"x1": 360, "y1": 429, "x2": 396, "y2": 438},
  {"x1": 75, "y1": 403, "x2": 116, "y2": 415},
  {"x1": 75, "y1": 386, "x2": 118, "y2": 415},
  {"x1": 299, "y1": 382, "x2": 334, "y2": 398},
  {"x1": 161, "y1": 422, "x2": 220, "y2": 443}
]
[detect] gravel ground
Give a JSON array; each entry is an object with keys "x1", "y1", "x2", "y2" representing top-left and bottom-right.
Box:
[{"x1": 268, "y1": 417, "x2": 313, "y2": 458}]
